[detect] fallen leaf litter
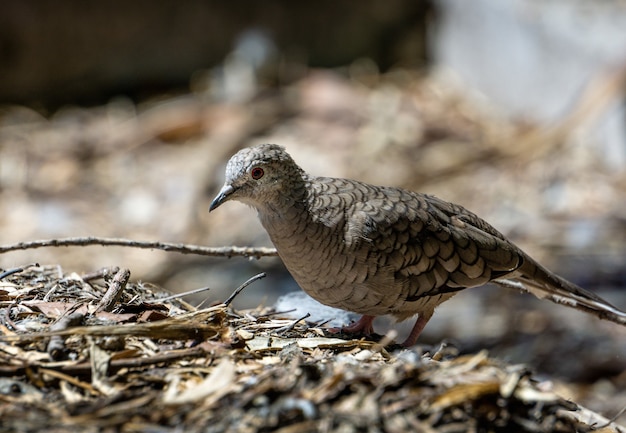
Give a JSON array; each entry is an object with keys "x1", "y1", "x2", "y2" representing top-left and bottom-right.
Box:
[{"x1": 0, "y1": 264, "x2": 623, "y2": 432}]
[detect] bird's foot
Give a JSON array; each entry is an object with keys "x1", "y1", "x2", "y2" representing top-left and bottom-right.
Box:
[
  {"x1": 399, "y1": 313, "x2": 431, "y2": 347},
  {"x1": 328, "y1": 315, "x2": 375, "y2": 337}
]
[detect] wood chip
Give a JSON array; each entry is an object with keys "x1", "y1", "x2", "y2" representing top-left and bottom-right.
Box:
[{"x1": 0, "y1": 264, "x2": 624, "y2": 432}]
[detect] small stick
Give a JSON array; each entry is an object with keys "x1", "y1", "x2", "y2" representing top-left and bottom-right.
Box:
[
  {"x1": 275, "y1": 313, "x2": 311, "y2": 335},
  {"x1": 313, "y1": 318, "x2": 333, "y2": 328},
  {"x1": 224, "y1": 273, "x2": 266, "y2": 306},
  {"x1": 47, "y1": 311, "x2": 86, "y2": 360},
  {"x1": 256, "y1": 309, "x2": 298, "y2": 319},
  {"x1": 0, "y1": 263, "x2": 40, "y2": 280},
  {"x1": 0, "y1": 237, "x2": 278, "y2": 259},
  {"x1": 81, "y1": 266, "x2": 120, "y2": 282},
  {"x1": 95, "y1": 268, "x2": 131, "y2": 313},
  {"x1": 370, "y1": 329, "x2": 397, "y2": 354},
  {"x1": 595, "y1": 406, "x2": 626, "y2": 430},
  {"x1": 145, "y1": 285, "x2": 212, "y2": 304}
]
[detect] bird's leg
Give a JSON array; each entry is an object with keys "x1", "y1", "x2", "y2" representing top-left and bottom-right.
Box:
[
  {"x1": 400, "y1": 311, "x2": 433, "y2": 347},
  {"x1": 329, "y1": 315, "x2": 375, "y2": 336}
]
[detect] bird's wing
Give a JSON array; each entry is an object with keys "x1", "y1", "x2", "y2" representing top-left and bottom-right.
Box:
[
  {"x1": 424, "y1": 194, "x2": 626, "y2": 325},
  {"x1": 343, "y1": 188, "x2": 523, "y2": 300},
  {"x1": 341, "y1": 185, "x2": 626, "y2": 326}
]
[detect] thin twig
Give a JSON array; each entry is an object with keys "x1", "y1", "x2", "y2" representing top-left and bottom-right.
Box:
[
  {"x1": 493, "y1": 278, "x2": 626, "y2": 327},
  {"x1": 0, "y1": 237, "x2": 278, "y2": 259},
  {"x1": 596, "y1": 406, "x2": 626, "y2": 429},
  {"x1": 81, "y1": 266, "x2": 120, "y2": 282},
  {"x1": 0, "y1": 263, "x2": 40, "y2": 280},
  {"x1": 313, "y1": 318, "x2": 333, "y2": 328},
  {"x1": 275, "y1": 313, "x2": 311, "y2": 335},
  {"x1": 2, "y1": 345, "x2": 215, "y2": 378},
  {"x1": 256, "y1": 309, "x2": 298, "y2": 319},
  {"x1": 145, "y1": 285, "x2": 212, "y2": 304},
  {"x1": 224, "y1": 273, "x2": 267, "y2": 306}
]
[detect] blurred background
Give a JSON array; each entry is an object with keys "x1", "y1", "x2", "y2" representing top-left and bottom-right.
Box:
[{"x1": 0, "y1": 0, "x2": 625, "y2": 416}]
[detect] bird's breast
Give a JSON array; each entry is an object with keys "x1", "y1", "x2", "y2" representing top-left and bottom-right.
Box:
[{"x1": 258, "y1": 210, "x2": 416, "y2": 316}]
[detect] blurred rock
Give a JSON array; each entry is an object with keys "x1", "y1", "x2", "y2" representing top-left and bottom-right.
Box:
[{"x1": 274, "y1": 291, "x2": 359, "y2": 327}]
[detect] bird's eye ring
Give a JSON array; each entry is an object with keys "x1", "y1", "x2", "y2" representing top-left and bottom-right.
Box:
[{"x1": 250, "y1": 167, "x2": 264, "y2": 180}]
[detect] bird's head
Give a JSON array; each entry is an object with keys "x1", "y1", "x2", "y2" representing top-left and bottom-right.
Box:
[{"x1": 210, "y1": 144, "x2": 305, "y2": 212}]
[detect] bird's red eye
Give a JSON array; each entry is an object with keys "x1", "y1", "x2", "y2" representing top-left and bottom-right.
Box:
[{"x1": 251, "y1": 167, "x2": 264, "y2": 180}]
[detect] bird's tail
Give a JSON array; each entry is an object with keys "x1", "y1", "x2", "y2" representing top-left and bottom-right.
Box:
[{"x1": 493, "y1": 256, "x2": 626, "y2": 327}]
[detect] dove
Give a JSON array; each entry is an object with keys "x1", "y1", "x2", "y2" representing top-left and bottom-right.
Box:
[{"x1": 210, "y1": 143, "x2": 626, "y2": 346}]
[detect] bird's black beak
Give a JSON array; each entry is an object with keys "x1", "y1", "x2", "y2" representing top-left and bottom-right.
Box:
[{"x1": 209, "y1": 184, "x2": 235, "y2": 212}]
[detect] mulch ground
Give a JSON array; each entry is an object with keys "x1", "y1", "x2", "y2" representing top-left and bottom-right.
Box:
[{"x1": 1, "y1": 264, "x2": 623, "y2": 433}]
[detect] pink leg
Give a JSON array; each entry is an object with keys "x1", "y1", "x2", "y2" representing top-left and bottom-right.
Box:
[
  {"x1": 329, "y1": 315, "x2": 375, "y2": 336},
  {"x1": 401, "y1": 311, "x2": 433, "y2": 347}
]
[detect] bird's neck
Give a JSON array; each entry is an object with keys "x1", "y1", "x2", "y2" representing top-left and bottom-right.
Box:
[
  {"x1": 257, "y1": 180, "x2": 311, "y2": 228},
  {"x1": 256, "y1": 174, "x2": 333, "y2": 244}
]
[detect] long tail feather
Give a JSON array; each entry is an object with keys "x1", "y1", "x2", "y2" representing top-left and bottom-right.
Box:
[{"x1": 493, "y1": 256, "x2": 626, "y2": 326}]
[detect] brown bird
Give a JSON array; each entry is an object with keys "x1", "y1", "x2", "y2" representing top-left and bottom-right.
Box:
[{"x1": 210, "y1": 143, "x2": 626, "y2": 346}]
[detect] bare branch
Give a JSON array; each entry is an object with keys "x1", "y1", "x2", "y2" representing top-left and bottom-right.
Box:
[
  {"x1": 0, "y1": 237, "x2": 278, "y2": 259},
  {"x1": 224, "y1": 273, "x2": 267, "y2": 306}
]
